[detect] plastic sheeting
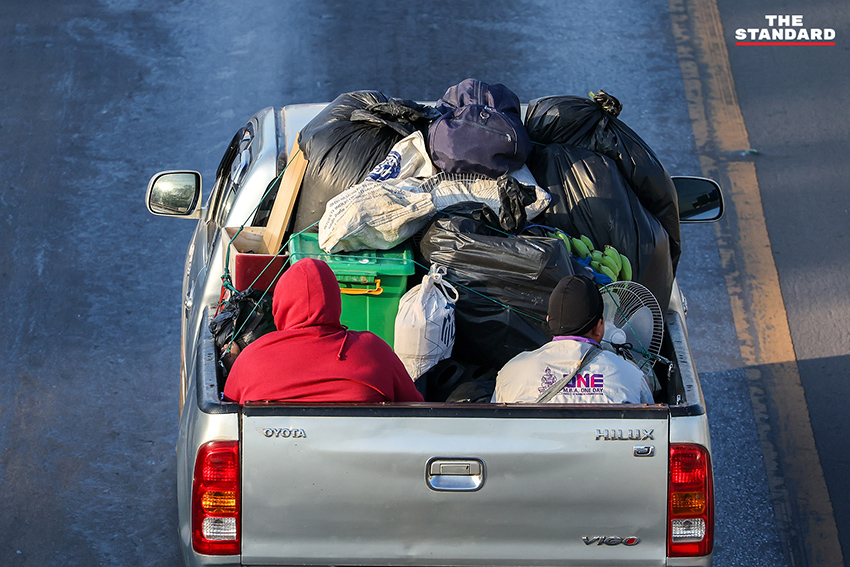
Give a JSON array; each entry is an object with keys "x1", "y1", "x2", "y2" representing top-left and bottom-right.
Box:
[
  {"x1": 527, "y1": 143, "x2": 673, "y2": 313},
  {"x1": 524, "y1": 92, "x2": 681, "y2": 271},
  {"x1": 417, "y1": 359, "x2": 497, "y2": 403},
  {"x1": 419, "y1": 204, "x2": 574, "y2": 367}
]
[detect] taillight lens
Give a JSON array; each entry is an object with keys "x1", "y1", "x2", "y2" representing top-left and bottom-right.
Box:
[
  {"x1": 192, "y1": 441, "x2": 240, "y2": 555},
  {"x1": 668, "y1": 444, "x2": 713, "y2": 557}
]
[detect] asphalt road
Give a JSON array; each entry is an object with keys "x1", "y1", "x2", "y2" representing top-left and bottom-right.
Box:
[
  {"x1": 0, "y1": 1, "x2": 843, "y2": 566},
  {"x1": 706, "y1": 0, "x2": 850, "y2": 564}
]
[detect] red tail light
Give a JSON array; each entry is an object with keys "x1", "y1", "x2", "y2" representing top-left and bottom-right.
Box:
[
  {"x1": 668, "y1": 444, "x2": 713, "y2": 557},
  {"x1": 192, "y1": 441, "x2": 240, "y2": 555}
]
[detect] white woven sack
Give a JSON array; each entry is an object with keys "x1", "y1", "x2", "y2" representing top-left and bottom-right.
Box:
[
  {"x1": 394, "y1": 265, "x2": 459, "y2": 380},
  {"x1": 318, "y1": 131, "x2": 439, "y2": 253},
  {"x1": 318, "y1": 180, "x2": 435, "y2": 253}
]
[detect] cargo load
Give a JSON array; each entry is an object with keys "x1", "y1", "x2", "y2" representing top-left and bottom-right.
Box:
[
  {"x1": 291, "y1": 91, "x2": 437, "y2": 233},
  {"x1": 225, "y1": 85, "x2": 684, "y2": 382},
  {"x1": 527, "y1": 143, "x2": 674, "y2": 312},
  {"x1": 524, "y1": 91, "x2": 681, "y2": 271},
  {"x1": 419, "y1": 203, "x2": 575, "y2": 368}
]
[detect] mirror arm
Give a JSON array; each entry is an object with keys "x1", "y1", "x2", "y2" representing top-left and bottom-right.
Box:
[{"x1": 184, "y1": 206, "x2": 204, "y2": 220}]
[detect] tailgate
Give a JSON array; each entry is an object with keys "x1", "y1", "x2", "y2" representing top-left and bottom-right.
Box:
[{"x1": 241, "y1": 405, "x2": 669, "y2": 566}]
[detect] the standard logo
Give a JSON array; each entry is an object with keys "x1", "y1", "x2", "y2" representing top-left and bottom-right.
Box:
[{"x1": 735, "y1": 14, "x2": 835, "y2": 45}]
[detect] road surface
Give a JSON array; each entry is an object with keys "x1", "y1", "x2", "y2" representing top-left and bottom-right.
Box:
[{"x1": 2, "y1": 1, "x2": 845, "y2": 565}]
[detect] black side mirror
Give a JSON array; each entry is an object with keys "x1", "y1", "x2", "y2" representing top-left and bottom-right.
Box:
[
  {"x1": 146, "y1": 171, "x2": 202, "y2": 218},
  {"x1": 673, "y1": 176, "x2": 724, "y2": 223}
]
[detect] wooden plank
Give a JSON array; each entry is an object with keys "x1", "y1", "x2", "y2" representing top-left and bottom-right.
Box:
[{"x1": 258, "y1": 139, "x2": 308, "y2": 255}]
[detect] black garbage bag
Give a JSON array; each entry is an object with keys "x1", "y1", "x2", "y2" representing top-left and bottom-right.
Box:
[
  {"x1": 524, "y1": 92, "x2": 681, "y2": 271},
  {"x1": 419, "y1": 203, "x2": 574, "y2": 368},
  {"x1": 292, "y1": 91, "x2": 438, "y2": 232},
  {"x1": 351, "y1": 97, "x2": 440, "y2": 135},
  {"x1": 497, "y1": 175, "x2": 536, "y2": 233},
  {"x1": 210, "y1": 288, "x2": 276, "y2": 381},
  {"x1": 527, "y1": 143, "x2": 673, "y2": 312},
  {"x1": 445, "y1": 370, "x2": 497, "y2": 403},
  {"x1": 419, "y1": 359, "x2": 497, "y2": 402},
  {"x1": 446, "y1": 366, "x2": 499, "y2": 404}
]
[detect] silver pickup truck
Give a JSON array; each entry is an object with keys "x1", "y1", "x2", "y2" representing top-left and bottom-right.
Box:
[{"x1": 147, "y1": 104, "x2": 724, "y2": 567}]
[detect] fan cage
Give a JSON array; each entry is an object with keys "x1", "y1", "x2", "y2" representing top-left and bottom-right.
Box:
[{"x1": 600, "y1": 281, "x2": 664, "y2": 356}]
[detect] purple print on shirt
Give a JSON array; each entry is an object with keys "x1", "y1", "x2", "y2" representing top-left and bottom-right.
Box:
[
  {"x1": 564, "y1": 372, "x2": 605, "y2": 395},
  {"x1": 538, "y1": 367, "x2": 558, "y2": 394}
]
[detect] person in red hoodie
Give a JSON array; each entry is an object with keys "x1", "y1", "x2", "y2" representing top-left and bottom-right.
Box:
[{"x1": 223, "y1": 257, "x2": 423, "y2": 404}]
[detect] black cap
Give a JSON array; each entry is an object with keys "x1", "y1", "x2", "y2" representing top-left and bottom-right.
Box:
[{"x1": 547, "y1": 275, "x2": 603, "y2": 337}]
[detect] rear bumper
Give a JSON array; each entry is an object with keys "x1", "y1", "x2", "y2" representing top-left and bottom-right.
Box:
[{"x1": 668, "y1": 553, "x2": 713, "y2": 566}]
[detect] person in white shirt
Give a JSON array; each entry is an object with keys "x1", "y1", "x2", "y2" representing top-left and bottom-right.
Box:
[{"x1": 491, "y1": 274, "x2": 654, "y2": 404}]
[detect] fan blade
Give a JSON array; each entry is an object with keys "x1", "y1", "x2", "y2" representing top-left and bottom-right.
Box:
[
  {"x1": 619, "y1": 306, "x2": 655, "y2": 351},
  {"x1": 602, "y1": 293, "x2": 620, "y2": 323}
]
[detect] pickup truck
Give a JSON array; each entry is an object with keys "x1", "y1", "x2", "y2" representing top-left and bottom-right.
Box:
[{"x1": 146, "y1": 104, "x2": 724, "y2": 567}]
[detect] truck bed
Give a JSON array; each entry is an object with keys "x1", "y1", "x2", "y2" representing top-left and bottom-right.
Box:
[
  {"x1": 202, "y1": 308, "x2": 703, "y2": 415},
  {"x1": 191, "y1": 305, "x2": 706, "y2": 567}
]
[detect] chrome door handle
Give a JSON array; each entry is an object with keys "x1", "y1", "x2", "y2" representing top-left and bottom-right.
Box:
[{"x1": 426, "y1": 458, "x2": 485, "y2": 492}]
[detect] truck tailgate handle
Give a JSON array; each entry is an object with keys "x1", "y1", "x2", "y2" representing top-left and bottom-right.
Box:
[{"x1": 426, "y1": 458, "x2": 485, "y2": 492}]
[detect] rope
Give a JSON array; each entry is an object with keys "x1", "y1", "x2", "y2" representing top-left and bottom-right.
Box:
[
  {"x1": 221, "y1": 221, "x2": 319, "y2": 355},
  {"x1": 409, "y1": 258, "x2": 546, "y2": 323},
  {"x1": 221, "y1": 239, "x2": 548, "y2": 357},
  {"x1": 290, "y1": 249, "x2": 546, "y2": 324},
  {"x1": 218, "y1": 147, "x2": 306, "y2": 354},
  {"x1": 217, "y1": 150, "x2": 561, "y2": 354},
  {"x1": 220, "y1": 147, "x2": 303, "y2": 298}
]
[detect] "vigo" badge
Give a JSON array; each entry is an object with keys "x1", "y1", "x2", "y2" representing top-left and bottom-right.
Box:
[{"x1": 582, "y1": 535, "x2": 641, "y2": 546}]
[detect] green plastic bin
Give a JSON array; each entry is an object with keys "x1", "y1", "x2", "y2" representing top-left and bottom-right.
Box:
[{"x1": 288, "y1": 232, "x2": 415, "y2": 347}]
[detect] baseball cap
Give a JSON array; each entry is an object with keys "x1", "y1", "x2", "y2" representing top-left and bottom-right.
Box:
[{"x1": 547, "y1": 274, "x2": 603, "y2": 337}]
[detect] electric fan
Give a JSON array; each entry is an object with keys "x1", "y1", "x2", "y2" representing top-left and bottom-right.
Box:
[{"x1": 599, "y1": 281, "x2": 665, "y2": 392}]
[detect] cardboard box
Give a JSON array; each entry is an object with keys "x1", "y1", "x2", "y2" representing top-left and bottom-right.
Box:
[{"x1": 223, "y1": 226, "x2": 288, "y2": 293}]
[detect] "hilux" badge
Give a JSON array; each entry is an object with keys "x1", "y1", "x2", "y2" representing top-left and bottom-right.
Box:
[{"x1": 595, "y1": 428, "x2": 654, "y2": 441}]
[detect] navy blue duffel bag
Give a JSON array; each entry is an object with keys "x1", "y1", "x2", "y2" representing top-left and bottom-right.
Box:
[{"x1": 427, "y1": 79, "x2": 531, "y2": 178}]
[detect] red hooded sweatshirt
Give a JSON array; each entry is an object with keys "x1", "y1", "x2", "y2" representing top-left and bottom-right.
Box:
[{"x1": 223, "y1": 257, "x2": 423, "y2": 404}]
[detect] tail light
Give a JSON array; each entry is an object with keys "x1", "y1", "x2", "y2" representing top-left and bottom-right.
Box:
[
  {"x1": 192, "y1": 441, "x2": 240, "y2": 555},
  {"x1": 668, "y1": 444, "x2": 713, "y2": 557}
]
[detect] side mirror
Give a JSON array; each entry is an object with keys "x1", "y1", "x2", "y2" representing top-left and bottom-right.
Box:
[
  {"x1": 146, "y1": 171, "x2": 202, "y2": 218},
  {"x1": 673, "y1": 176, "x2": 724, "y2": 223}
]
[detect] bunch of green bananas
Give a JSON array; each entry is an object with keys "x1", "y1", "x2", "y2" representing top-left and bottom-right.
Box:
[{"x1": 552, "y1": 231, "x2": 633, "y2": 282}]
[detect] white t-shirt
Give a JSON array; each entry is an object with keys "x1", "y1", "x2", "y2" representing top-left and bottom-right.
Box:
[{"x1": 491, "y1": 339, "x2": 654, "y2": 404}]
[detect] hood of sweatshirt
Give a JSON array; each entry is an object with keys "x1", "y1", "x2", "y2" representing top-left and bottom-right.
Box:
[{"x1": 272, "y1": 258, "x2": 342, "y2": 331}]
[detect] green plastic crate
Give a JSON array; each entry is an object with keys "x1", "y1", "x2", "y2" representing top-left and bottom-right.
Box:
[{"x1": 288, "y1": 232, "x2": 415, "y2": 347}]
